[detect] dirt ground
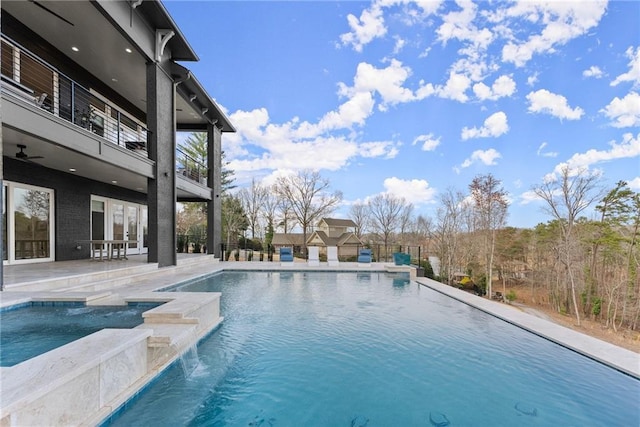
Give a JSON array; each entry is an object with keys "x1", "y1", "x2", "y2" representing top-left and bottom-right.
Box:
[{"x1": 497, "y1": 285, "x2": 640, "y2": 354}]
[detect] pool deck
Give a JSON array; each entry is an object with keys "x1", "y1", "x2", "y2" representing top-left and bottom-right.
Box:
[{"x1": 1, "y1": 257, "x2": 638, "y2": 425}]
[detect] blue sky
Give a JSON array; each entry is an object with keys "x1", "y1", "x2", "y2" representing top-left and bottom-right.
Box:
[{"x1": 168, "y1": 0, "x2": 640, "y2": 228}]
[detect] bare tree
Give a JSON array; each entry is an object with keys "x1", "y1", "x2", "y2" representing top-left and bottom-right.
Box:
[
  {"x1": 273, "y1": 170, "x2": 342, "y2": 255},
  {"x1": 433, "y1": 188, "x2": 468, "y2": 284},
  {"x1": 238, "y1": 178, "x2": 268, "y2": 239},
  {"x1": 469, "y1": 174, "x2": 509, "y2": 298},
  {"x1": 349, "y1": 202, "x2": 370, "y2": 239},
  {"x1": 533, "y1": 166, "x2": 603, "y2": 325},
  {"x1": 367, "y1": 193, "x2": 411, "y2": 259}
]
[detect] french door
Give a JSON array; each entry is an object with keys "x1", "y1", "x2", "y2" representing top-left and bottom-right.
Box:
[{"x1": 91, "y1": 197, "x2": 147, "y2": 255}]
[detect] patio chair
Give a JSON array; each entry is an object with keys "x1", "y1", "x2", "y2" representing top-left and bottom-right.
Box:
[
  {"x1": 327, "y1": 246, "x2": 339, "y2": 266},
  {"x1": 357, "y1": 248, "x2": 372, "y2": 265},
  {"x1": 280, "y1": 247, "x2": 294, "y2": 265},
  {"x1": 307, "y1": 246, "x2": 320, "y2": 266}
]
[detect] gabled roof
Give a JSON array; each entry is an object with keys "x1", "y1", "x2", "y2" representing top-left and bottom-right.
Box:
[
  {"x1": 307, "y1": 231, "x2": 363, "y2": 247},
  {"x1": 271, "y1": 233, "x2": 306, "y2": 246},
  {"x1": 319, "y1": 218, "x2": 356, "y2": 227}
]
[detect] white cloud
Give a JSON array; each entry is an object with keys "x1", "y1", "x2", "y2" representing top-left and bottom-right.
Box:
[
  {"x1": 611, "y1": 46, "x2": 640, "y2": 87},
  {"x1": 392, "y1": 36, "x2": 406, "y2": 54},
  {"x1": 628, "y1": 177, "x2": 640, "y2": 190},
  {"x1": 461, "y1": 111, "x2": 509, "y2": 140},
  {"x1": 359, "y1": 141, "x2": 401, "y2": 159},
  {"x1": 436, "y1": 0, "x2": 493, "y2": 48},
  {"x1": 548, "y1": 132, "x2": 640, "y2": 179},
  {"x1": 340, "y1": 4, "x2": 387, "y2": 52},
  {"x1": 460, "y1": 148, "x2": 502, "y2": 168},
  {"x1": 499, "y1": 1, "x2": 607, "y2": 67},
  {"x1": 436, "y1": 72, "x2": 471, "y2": 102},
  {"x1": 527, "y1": 73, "x2": 539, "y2": 87},
  {"x1": 473, "y1": 75, "x2": 516, "y2": 100},
  {"x1": 583, "y1": 66, "x2": 604, "y2": 79},
  {"x1": 536, "y1": 142, "x2": 559, "y2": 158},
  {"x1": 412, "y1": 133, "x2": 441, "y2": 151},
  {"x1": 382, "y1": 177, "x2": 437, "y2": 205},
  {"x1": 519, "y1": 189, "x2": 543, "y2": 205},
  {"x1": 344, "y1": 60, "x2": 416, "y2": 109},
  {"x1": 526, "y1": 89, "x2": 584, "y2": 120},
  {"x1": 600, "y1": 92, "x2": 640, "y2": 128}
]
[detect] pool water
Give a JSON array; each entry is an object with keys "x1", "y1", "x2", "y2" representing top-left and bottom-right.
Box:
[
  {"x1": 107, "y1": 271, "x2": 639, "y2": 426},
  {"x1": 0, "y1": 303, "x2": 153, "y2": 366}
]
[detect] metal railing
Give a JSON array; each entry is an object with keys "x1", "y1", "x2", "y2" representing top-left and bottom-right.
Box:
[
  {"x1": 176, "y1": 147, "x2": 208, "y2": 185},
  {"x1": 1, "y1": 35, "x2": 148, "y2": 154}
]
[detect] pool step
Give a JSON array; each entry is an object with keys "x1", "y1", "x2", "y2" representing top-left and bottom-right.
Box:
[
  {"x1": 7, "y1": 255, "x2": 220, "y2": 294},
  {"x1": 3, "y1": 263, "x2": 159, "y2": 292},
  {"x1": 69, "y1": 256, "x2": 220, "y2": 294}
]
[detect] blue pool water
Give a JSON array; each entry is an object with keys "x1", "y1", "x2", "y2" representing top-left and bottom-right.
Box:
[
  {"x1": 0, "y1": 303, "x2": 154, "y2": 366},
  {"x1": 107, "y1": 271, "x2": 639, "y2": 426}
]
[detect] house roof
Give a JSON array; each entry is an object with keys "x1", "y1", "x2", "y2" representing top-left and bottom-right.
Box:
[
  {"x1": 307, "y1": 231, "x2": 363, "y2": 247},
  {"x1": 271, "y1": 233, "x2": 306, "y2": 246},
  {"x1": 320, "y1": 218, "x2": 357, "y2": 227}
]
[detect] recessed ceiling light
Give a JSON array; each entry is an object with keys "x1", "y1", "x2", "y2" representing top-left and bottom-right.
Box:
[
  {"x1": 125, "y1": 48, "x2": 132, "y2": 53},
  {"x1": 69, "y1": 168, "x2": 76, "y2": 172},
  {"x1": 111, "y1": 180, "x2": 118, "y2": 184},
  {"x1": 71, "y1": 46, "x2": 79, "y2": 52},
  {"x1": 111, "y1": 78, "x2": 118, "y2": 82}
]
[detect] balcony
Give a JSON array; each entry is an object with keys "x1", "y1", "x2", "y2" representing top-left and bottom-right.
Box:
[{"x1": 1, "y1": 35, "x2": 148, "y2": 156}]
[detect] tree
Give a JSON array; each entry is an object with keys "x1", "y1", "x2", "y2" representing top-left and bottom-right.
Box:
[
  {"x1": 273, "y1": 170, "x2": 342, "y2": 255},
  {"x1": 469, "y1": 174, "x2": 509, "y2": 298},
  {"x1": 367, "y1": 193, "x2": 411, "y2": 260},
  {"x1": 238, "y1": 178, "x2": 268, "y2": 239},
  {"x1": 349, "y1": 202, "x2": 370, "y2": 239},
  {"x1": 433, "y1": 188, "x2": 468, "y2": 284},
  {"x1": 533, "y1": 166, "x2": 603, "y2": 325},
  {"x1": 221, "y1": 195, "x2": 248, "y2": 258}
]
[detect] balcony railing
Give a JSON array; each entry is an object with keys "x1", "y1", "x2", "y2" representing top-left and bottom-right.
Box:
[
  {"x1": 1, "y1": 35, "x2": 148, "y2": 155},
  {"x1": 176, "y1": 147, "x2": 208, "y2": 185}
]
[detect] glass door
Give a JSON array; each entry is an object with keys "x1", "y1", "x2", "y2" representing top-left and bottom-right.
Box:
[
  {"x1": 3, "y1": 182, "x2": 55, "y2": 264},
  {"x1": 108, "y1": 200, "x2": 143, "y2": 255}
]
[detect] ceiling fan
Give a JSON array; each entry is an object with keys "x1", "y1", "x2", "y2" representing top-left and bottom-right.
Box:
[{"x1": 16, "y1": 144, "x2": 44, "y2": 162}]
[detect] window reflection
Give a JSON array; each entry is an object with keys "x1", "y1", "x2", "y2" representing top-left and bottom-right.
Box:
[{"x1": 14, "y1": 187, "x2": 50, "y2": 259}]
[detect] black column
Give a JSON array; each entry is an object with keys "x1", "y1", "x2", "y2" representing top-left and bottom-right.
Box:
[
  {"x1": 207, "y1": 125, "x2": 222, "y2": 258},
  {"x1": 146, "y1": 62, "x2": 177, "y2": 267}
]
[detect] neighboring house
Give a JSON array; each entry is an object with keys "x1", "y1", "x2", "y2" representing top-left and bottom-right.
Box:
[
  {"x1": 0, "y1": 1, "x2": 234, "y2": 277},
  {"x1": 270, "y1": 233, "x2": 306, "y2": 255},
  {"x1": 271, "y1": 218, "x2": 364, "y2": 259}
]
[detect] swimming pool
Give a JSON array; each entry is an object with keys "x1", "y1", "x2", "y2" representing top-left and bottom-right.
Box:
[
  {"x1": 0, "y1": 303, "x2": 155, "y2": 366},
  {"x1": 106, "y1": 271, "x2": 639, "y2": 426}
]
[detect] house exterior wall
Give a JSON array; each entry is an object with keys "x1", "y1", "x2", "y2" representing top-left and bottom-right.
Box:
[{"x1": 4, "y1": 158, "x2": 146, "y2": 261}]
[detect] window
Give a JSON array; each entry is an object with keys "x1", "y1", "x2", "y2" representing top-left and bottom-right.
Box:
[{"x1": 3, "y1": 182, "x2": 55, "y2": 264}]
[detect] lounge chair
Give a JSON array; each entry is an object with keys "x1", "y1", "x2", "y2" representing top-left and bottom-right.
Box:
[
  {"x1": 280, "y1": 247, "x2": 293, "y2": 265},
  {"x1": 357, "y1": 248, "x2": 372, "y2": 266},
  {"x1": 327, "y1": 246, "x2": 339, "y2": 266},
  {"x1": 307, "y1": 246, "x2": 320, "y2": 266}
]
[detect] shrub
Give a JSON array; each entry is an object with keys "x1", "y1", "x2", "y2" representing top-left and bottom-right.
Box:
[{"x1": 506, "y1": 290, "x2": 517, "y2": 303}]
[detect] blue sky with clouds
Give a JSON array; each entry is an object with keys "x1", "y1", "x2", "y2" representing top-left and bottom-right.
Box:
[{"x1": 168, "y1": 0, "x2": 640, "y2": 228}]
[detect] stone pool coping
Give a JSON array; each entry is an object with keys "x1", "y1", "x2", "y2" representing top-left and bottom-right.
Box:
[{"x1": 414, "y1": 277, "x2": 639, "y2": 380}]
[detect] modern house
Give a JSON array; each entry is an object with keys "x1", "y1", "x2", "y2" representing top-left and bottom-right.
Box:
[
  {"x1": 272, "y1": 217, "x2": 364, "y2": 259},
  {"x1": 0, "y1": 0, "x2": 234, "y2": 283}
]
